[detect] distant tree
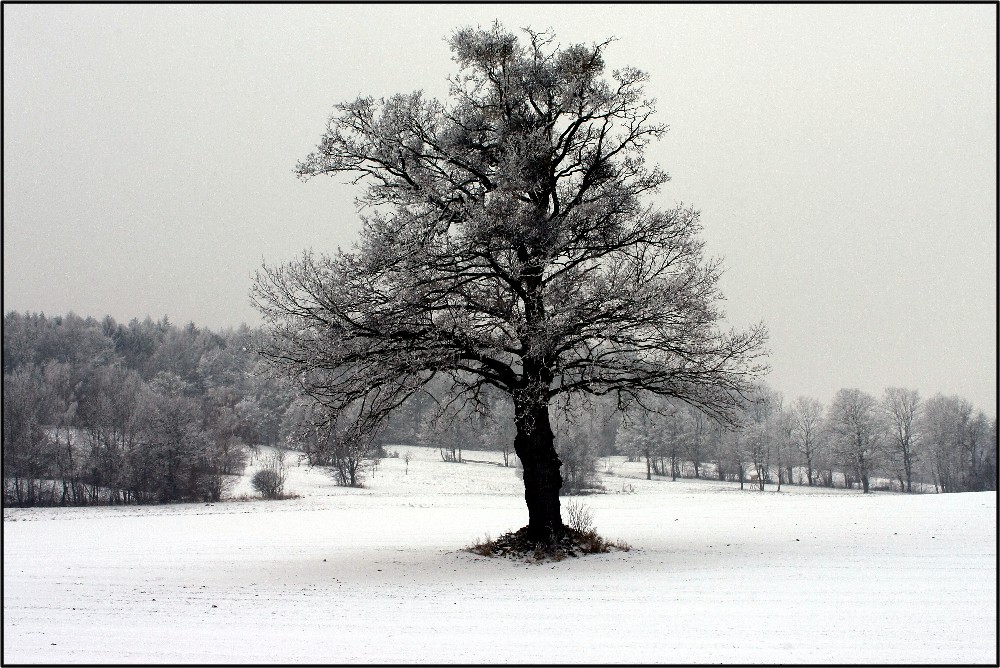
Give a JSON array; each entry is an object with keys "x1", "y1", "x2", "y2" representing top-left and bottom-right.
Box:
[
  {"x1": 920, "y1": 394, "x2": 967, "y2": 492},
  {"x1": 253, "y1": 24, "x2": 766, "y2": 542},
  {"x1": 3, "y1": 311, "x2": 118, "y2": 376},
  {"x1": 660, "y1": 401, "x2": 688, "y2": 481},
  {"x1": 2, "y1": 366, "x2": 59, "y2": 505},
  {"x1": 201, "y1": 403, "x2": 248, "y2": 495},
  {"x1": 827, "y1": 388, "x2": 884, "y2": 494},
  {"x1": 717, "y1": 427, "x2": 749, "y2": 488},
  {"x1": 790, "y1": 396, "x2": 824, "y2": 486},
  {"x1": 418, "y1": 407, "x2": 467, "y2": 463},
  {"x1": 881, "y1": 387, "x2": 921, "y2": 492},
  {"x1": 152, "y1": 322, "x2": 222, "y2": 391},
  {"x1": 743, "y1": 421, "x2": 770, "y2": 490},
  {"x1": 2, "y1": 312, "x2": 38, "y2": 372},
  {"x1": 771, "y1": 399, "x2": 795, "y2": 490},
  {"x1": 964, "y1": 411, "x2": 997, "y2": 491},
  {"x1": 614, "y1": 396, "x2": 689, "y2": 480},
  {"x1": 285, "y1": 398, "x2": 381, "y2": 488},
  {"x1": 705, "y1": 417, "x2": 728, "y2": 481},
  {"x1": 39, "y1": 361, "x2": 86, "y2": 505},
  {"x1": 615, "y1": 410, "x2": 660, "y2": 480},
  {"x1": 975, "y1": 416, "x2": 998, "y2": 491},
  {"x1": 680, "y1": 403, "x2": 712, "y2": 479},
  {"x1": 479, "y1": 395, "x2": 516, "y2": 466},
  {"x1": 111, "y1": 316, "x2": 163, "y2": 378},
  {"x1": 552, "y1": 404, "x2": 604, "y2": 493},
  {"x1": 143, "y1": 382, "x2": 208, "y2": 502},
  {"x1": 919, "y1": 394, "x2": 996, "y2": 493},
  {"x1": 741, "y1": 384, "x2": 780, "y2": 490},
  {"x1": 2, "y1": 312, "x2": 273, "y2": 507},
  {"x1": 77, "y1": 365, "x2": 151, "y2": 504}
]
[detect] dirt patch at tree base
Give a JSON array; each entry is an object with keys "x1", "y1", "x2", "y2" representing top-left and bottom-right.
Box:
[{"x1": 467, "y1": 525, "x2": 631, "y2": 562}]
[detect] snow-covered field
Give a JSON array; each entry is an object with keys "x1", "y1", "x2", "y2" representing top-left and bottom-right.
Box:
[{"x1": 4, "y1": 445, "x2": 996, "y2": 664}]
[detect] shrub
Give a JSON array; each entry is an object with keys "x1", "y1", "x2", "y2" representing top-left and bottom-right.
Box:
[
  {"x1": 251, "y1": 450, "x2": 287, "y2": 499},
  {"x1": 565, "y1": 499, "x2": 595, "y2": 534},
  {"x1": 251, "y1": 468, "x2": 284, "y2": 499}
]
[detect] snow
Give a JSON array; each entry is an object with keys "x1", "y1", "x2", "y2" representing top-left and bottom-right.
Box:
[{"x1": 4, "y1": 445, "x2": 996, "y2": 664}]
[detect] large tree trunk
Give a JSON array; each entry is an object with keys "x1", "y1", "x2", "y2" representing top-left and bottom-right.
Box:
[{"x1": 513, "y1": 400, "x2": 564, "y2": 543}]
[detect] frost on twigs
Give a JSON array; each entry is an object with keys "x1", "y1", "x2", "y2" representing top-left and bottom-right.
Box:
[{"x1": 467, "y1": 526, "x2": 631, "y2": 563}]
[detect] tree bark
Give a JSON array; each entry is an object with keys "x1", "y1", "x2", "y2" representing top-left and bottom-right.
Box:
[{"x1": 513, "y1": 399, "x2": 564, "y2": 543}]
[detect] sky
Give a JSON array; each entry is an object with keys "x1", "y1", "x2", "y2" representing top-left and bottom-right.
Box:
[{"x1": 3, "y1": 4, "x2": 996, "y2": 413}]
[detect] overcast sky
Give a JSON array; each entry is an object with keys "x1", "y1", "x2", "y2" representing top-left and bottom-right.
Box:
[{"x1": 3, "y1": 4, "x2": 996, "y2": 413}]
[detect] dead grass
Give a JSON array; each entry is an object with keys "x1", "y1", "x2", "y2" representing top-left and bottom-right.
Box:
[{"x1": 226, "y1": 493, "x2": 302, "y2": 502}]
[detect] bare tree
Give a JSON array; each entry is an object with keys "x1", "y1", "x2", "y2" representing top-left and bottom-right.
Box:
[
  {"x1": 614, "y1": 395, "x2": 688, "y2": 480},
  {"x1": 80, "y1": 365, "x2": 151, "y2": 504},
  {"x1": 964, "y1": 411, "x2": 997, "y2": 491},
  {"x1": 286, "y1": 398, "x2": 381, "y2": 488},
  {"x1": 740, "y1": 384, "x2": 780, "y2": 490},
  {"x1": 3, "y1": 366, "x2": 59, "y2": 506},
  {"x1": 919, "y1": 393, "x2": 995, "y2": 493},
  {"x1": 661, "y1": 401, "x2": 688, "y2": 481},
  {"x1": 253, "y1": 24, "x2": 767, "y2": 542},
  {"x1": 717, "y1": 427, "x2": 749, "y2": 488},
  {"x1": 772, "y1": 400, "x2": 795, "y2": 491},
  {"x1": 418, "y1": 407, "x2": 468, "y2": 464},
  {"x1": 683, "y1": 404, "x2": 712, "y2": 479},
  {"x1": 827, "y1": 388, "x2": 884, "y2": 494},
  {"x1": 791, "y1": 396, "x2": 824, "y2": 486},
  {"x1": 882, "y1": 387, "x2": 921, "y2": 492},
  {"x1": 614, "y1": 409, "x2": 660, "y2": 481}
]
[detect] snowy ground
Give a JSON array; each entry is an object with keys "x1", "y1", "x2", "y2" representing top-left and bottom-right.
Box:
[{"x1": 3, "y1": 445, "x2": 996, "y2": 664}]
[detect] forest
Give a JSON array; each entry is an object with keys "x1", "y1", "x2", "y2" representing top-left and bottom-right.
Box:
[{"x1": 3, "y1": 310, "x2": 996, "y2": 507}]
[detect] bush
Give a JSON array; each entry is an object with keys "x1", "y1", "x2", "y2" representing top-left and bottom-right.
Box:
[
  {"x1": 251, "y1": 469, "x2": 284, "y2": 498},
  {"x1": 251, "y1": 451, "x2": 287, "y2": 499}
]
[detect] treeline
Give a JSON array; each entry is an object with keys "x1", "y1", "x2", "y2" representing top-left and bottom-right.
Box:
[
  {"x1": 611, "y1": 384, "x2": 996, "y2": 494},
  {"x1": 328, "y1": 375, "x2": 996, "y2": 494},
  {"x1": 1, "y1": 312, "x2": 526, "y2": 502},
  {"x1": 378, "y1": 379, "x2": 996, "y2": 495},
  {"x1": 3, "y1": 311, "x2": 996, "y2": 504},
  {"x1": 3, "y1": 312, "x2": 294, "y2": 506}
]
